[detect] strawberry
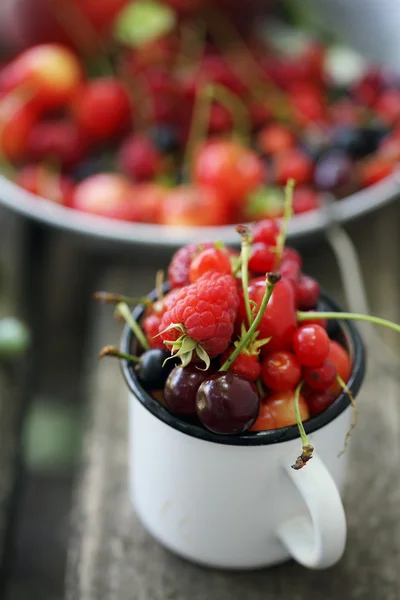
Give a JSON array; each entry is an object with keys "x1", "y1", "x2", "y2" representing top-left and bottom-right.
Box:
[
  {"x1": 159, "y1": 272, "x2": 239, "y2": 367},
  {"x1": 219, "y1": 346, "x2": 261, "y2": 381}
]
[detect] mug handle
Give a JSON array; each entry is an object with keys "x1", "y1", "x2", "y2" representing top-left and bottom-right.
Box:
[{"x1": 277, "y1": 452, "x2": 346, "y2": 569}]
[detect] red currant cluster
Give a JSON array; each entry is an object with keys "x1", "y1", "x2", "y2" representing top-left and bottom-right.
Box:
[{"x1": 1, "y1": 6, "x2": 399, "y2": 227}]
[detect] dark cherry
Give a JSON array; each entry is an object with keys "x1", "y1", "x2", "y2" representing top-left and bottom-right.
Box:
[
  {"x1": 314, "y1": 149, "x2": 353, "y2": 191},
  {"x1": 71, "y1": 153, "x2": 113, "y2": 182},
  {"x1": 164, "y1": 365, "x2": 213, "y2": 416},
  {"x1": 136, "y1": 349, "x2": 175, "y2": 389},
  {"x1": 196, "y1": 372, "x2": 260, "y2": 434}
]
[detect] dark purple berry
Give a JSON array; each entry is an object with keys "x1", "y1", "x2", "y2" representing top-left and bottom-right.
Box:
[
  {"x1": 196, "y1": 372, "x2": 260, "y2": 434},
  {"x1": 314, "y1": 149, "x2": 353, "y2": 191},
  {"x1": 164, "y1": 365, "x2": 213, "y2": 416},
  {"x1": 136, "y1": 349, "x2": 174, "y2": 389}
]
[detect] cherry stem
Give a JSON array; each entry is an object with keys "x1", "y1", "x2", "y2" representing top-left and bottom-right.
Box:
[
  {"x1": 155, "y1": 270, "x2": 165, "y2": 302},
  {"x1": 291, "y1": 381, "x2": 314, "y2": 470},
  {"x1": 98, "y1": 345, "x2": 139, "y2": 362},
  {"x1": 115, "y1": 302, "x2": 150, "y2": 351},
  {"x1": 237, "y1": 225, "x2": 253, "y2": 326},
  {"x1": 210, "y1": 83, "x2": 250, "y2": 147},
  {"x1": 297, "y1": 311, "x2": 400, "y2": 335},
  {"x1": 336, "y1": 373, "x2": 358, "y2": 458},
  {"x1": 293, "y1": 381, "x2": 308, "y2": 447},
  {"x1": 93, "y1": 292, "x2": 152, "y2": 306},
  {"x1": 183, "y1": 84, "x2": 212, "y2": 181},
  {"x1": 220, "y1": 272, "x2": 280, "y2": 372},
  {"x1": 275, "y1": 179, "x2": 295, "y2": 269}
]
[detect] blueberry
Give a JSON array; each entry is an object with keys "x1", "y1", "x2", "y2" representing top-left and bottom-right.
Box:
[
  {"x1": 330, "y1": 125, "x2": 389, "y2": 159},
  {"x1": 71, "y1": 153, "x2": 116, "y2": 182},
  {"x1": 136, "y1": 348, "x2": 176, "y2": 389},
  {"x1": 150, "y1": 125, "x2": 181, "y2": 153}
]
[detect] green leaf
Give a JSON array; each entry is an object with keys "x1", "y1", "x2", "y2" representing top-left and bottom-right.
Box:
[{"x1": 114, "y1": 0, "x2": 176, "y2": 48}]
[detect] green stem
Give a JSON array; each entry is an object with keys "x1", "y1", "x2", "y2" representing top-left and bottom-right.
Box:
[
  {"x1": 183, "y1": 84, "x2": 213, "y2": 181},
  {"x1": 220, "y1": 273, "x2": 279, "y2": 371},
  {"x1": 98, "y1": 345, "x2": 139, "y2": 362},
  {"x1": 210, "y1": 83, "x2": 251, "y2": 146},
  {"x1": 116, "y1": 302, "x2": 150, "y2": 351},
  {"x1": 275, "y1": 179, "x2": 295, "y2": 269},
  {"x1": 297, "y1": 311, "x2": 400, "y2": 335},
  {"x1": 93, "y1": 292, "x2": 152, "y2": 306},
  {"x1": 238, "y1": 226, "x2": 253, "y2": 326},
  {"x1": 293, "y1": 381, "x2": 309, "y2": 447}
]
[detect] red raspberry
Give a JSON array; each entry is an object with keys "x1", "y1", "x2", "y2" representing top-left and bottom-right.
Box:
[
  {"x1": 219, "y1": 347, "x2": 261, "y2": 381},
  {"x1": 159, "y1": 272, "x2": 239, "y2": 366},
  {"x1": 167, "y1": 242, "x2": 213, "y2": 289}
]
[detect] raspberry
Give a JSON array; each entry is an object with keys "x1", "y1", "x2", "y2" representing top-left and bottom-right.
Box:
[
  {"x1": 168, "y1": 242, "x2": 213, "y2": 289},
  {"x1": 159, "y1": 272, "x2": 239, "y2": 367},
  {"x1": 219, "y1": 347, "x2": 261, "y2": 381}
]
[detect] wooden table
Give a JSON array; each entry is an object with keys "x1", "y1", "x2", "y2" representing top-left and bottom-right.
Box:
[{"x1": 64, "y1": 204, "x2": 400, "y2": 600}]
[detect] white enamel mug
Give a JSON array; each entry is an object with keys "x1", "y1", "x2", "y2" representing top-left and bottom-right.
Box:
[{"x1": 121, "y1": 293, "x2": 365, "y2": 570}]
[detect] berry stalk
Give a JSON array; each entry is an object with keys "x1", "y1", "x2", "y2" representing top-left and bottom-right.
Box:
[
  {"x1": 98, "y1": 345, "x2": 139, "y2": 362},
  {"x1": 297, "y1": 311, "x2": 400, "y2": 335},
  {"x1": 236, "y1": 224, "x2": 253, "y2": 326},
  {"x1": 93, "y1": 292, "x2": 152, "y2": 306},
  {"x1": 115, "y1": 302, "x2": 150, "y2": 351},
  {"x1": 220, "y1": 272, "x2": 281, "y2": 372},
  {"x1": 183, "y1": 84, "x2": 213, "y2": 180},
  {"x1": 210, "y1": 83, "x2": 250, "y2": 147},
  {"x1": 291, "y1": 381, "x2": 314, "y2": 470},
  {"x1": 275, "y1": 178, "x2": 295, "y2": 269}
]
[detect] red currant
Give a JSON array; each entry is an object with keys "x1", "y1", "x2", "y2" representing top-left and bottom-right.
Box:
[
  {"x1": 252, "y1": 218, "x2": 280, "y2": 246},
  {"x1": 306, "y1": 390, "x2": 336, "y2": 416},
  {"x1": 257, "y1": 124, "x2": 295, "y2": 155},
  {"x1": 248, "y1": 243, "x2": 275, "y2": 274},
  {"x1": 303, "y1": 359, "x2": 336, "y2": 391},
  {"x1": 261, "y1": 351, "x2": 301, "y2": 391},
  {"x1": 296, "y1": 274, "x2": 320, "y2": 310},
  {"x1": 293, "y1": 324, "x2": 330, "y2": 367}
]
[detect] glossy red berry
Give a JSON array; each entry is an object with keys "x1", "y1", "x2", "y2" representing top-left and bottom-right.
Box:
[
  {"x1": 275, "y1": 149, "x2": 314, "y2": 186},
  {"x1": 257, "y1": 124, "x2": 295, "y2": 155},
  {"x1": 160, "y1": 185, "x2": 229, "y2": 227},
  {"x1": 238, "y1": 278, "x2": 297, "y2": 354},
  {"x1": 118, "y1": 134, "x2": 162, "y2": 181},
  {"x1": 306, "y1": 390, "x2": 336, "y2": 416},
  {"x1": 252, "y1": 218, "x2": 280, "y2": 246},
  {"x1": 293, "y1": 324, "x2": 330, "y2": 367},
  {"x1": 220, "y1": 347, "x2": 261, "y2": 381},
  {"x1": 70, "y1": 173, "x2": 135, "y2": 221},
  {"x1": 248, "y1": 243, "x2": 275, "y2": 274},
  {"x1": 296, "y1": 275, "x2": 320, "y2": 310},
  {"x1": 267, "y1": 389, "x2": 310, "y2": 428},
  {"x1": 292, "y1": 187, "x2": 320, "y2": 214},
  {"x1": 249, "y1": 401, "x2": 277, "y2": 431},
  {"x1": 189, "y1": 247, "x2": 232, "y2": 283},
  {"x1": 72, "y1": 77, "x2": 131, "y2": 143},
  {"x1": 143, "y1": 313, "x2": 165, "y2": 349},
  {"x1": 359, "y1": 156, "x2": 394, "y2": 187},
  {"x1": 303, "y1": 360, "x2": 336, "y2": 391},
  {"x1": 326, "y1": 341, "x2": 352, "y2": 395},
  {"x1": 261, "y1": 350, "x2": 302, "y2": 391},
  {"x1": 26, "y1": 120, "x2": 87, "y2": 168},
  {"x1": 168, "y1": 242, "x2": 214, "y2": 289},
  {"x1": 194, "y1": 140, "x2": 265, "y2": 208}
]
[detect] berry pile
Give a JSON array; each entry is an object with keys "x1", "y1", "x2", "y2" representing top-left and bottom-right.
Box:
[
  {"x1": 0, "y1": 4, "x2": 399, "y2": 227},
  {"x1": 99, "y1": 181, "x2": 399, "y2": 468}
]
